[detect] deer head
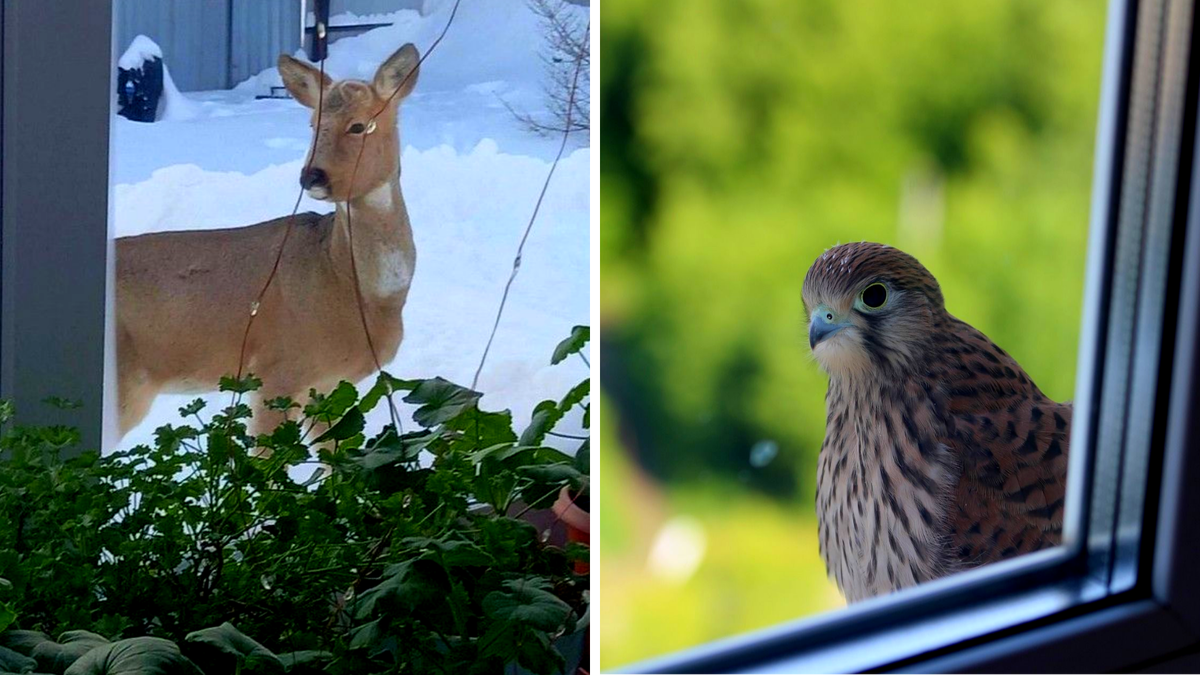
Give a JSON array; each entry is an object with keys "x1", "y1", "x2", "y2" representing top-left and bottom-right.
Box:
[{"x1": 278, "y1": 44, "x2": 420, "y2": 203}]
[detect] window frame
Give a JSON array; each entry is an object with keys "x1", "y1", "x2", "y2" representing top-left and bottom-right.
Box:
[
  {"x1": 620, "y1": 0, "x2": 1200, "y2": 670},
  {"x1": 0, "y1": 0, "x2": 113, "y2": 452}
]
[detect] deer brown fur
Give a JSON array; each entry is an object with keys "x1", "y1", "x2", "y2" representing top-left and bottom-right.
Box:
[{"x1": 116, "y1": 44, "x2": 420, "y2": 436}]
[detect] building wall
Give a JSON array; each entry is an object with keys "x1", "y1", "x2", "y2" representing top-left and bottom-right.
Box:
[
  {"x1": 329, "y1": 0, "x2": 423, "y2": 16},
  {"x1": 230, "y1": 0, "x2": 303, "y2": 86},
  {"x1": 327, "y1": 0, "x2": 587, "y2": 19},
  {"x1": 115, "y1": 0, "x2": 301, "y2": 92}
]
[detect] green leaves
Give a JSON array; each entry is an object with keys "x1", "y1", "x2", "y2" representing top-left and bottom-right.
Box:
[
  {"x1": 403, "y1": 378, "x2": 483, "y2": 427},
  {"x1": 32, "y1": 631, "x2": 108, "y2": 674},
  {"x1": 352, "y1": 562, "x2": 427, "y2": 620},
  {"x1": 313, "y1": 407, "x2": 365, "y2": 443},
  {"x1": 218, "y1": 374, "x2": 262, "y2": 394},
  {"x1": 0, "y1": 631, "x2": 51, "y2": 656},
  {"x1": 0, "y1": 601, "x2": 13, "y2": 635},
  {"x1": 184, "y1": 623, "x2": 282, "y2": 673},
  {"x1": 276, "y1": 651, "x2": 332, "y2": 672},
  {"x1": 520, "y1": 379, "x2": 589, "y2": 447},
  {"x1": 550, "y1": 326, "x2": 590, "y2": 365},
  {"x1": 63, "y1": 637, "x2": 203, "y2": 675},
  {"x1": 478, "y1": 578, "x2": 574, "y2": 675},
  {"x1": 520, "y1": 401, "x2": 562, "y2": 448},
  {"x1": 359, "y1": 372, "x2": 417, "y2": 414},
  {"x1": 483, "y1": 578, "x2": 573, "y2": 633},
  {"x1": 0, "y1": 644, "x2": 37, "y2": 674},
  {"x1": 0, "y1": 328, "x2": 591, "y2": 675}
]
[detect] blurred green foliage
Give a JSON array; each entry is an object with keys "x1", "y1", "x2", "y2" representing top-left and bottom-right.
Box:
[{"x1": 600, "y1": 0, "x2": 1106, "y2": 668}]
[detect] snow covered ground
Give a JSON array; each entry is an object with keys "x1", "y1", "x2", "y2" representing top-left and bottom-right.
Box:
[{"x1": 112, "y1": 0, "x2": 590, "y2": 454}]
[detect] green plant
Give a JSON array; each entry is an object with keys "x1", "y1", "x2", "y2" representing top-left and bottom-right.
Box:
[{"x1": 0, "y1": 329, "x2": 590, "y2": 675}]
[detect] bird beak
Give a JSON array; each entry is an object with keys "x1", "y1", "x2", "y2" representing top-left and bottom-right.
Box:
[{"x1": 809, "y1": 311, "x2": 846, "y2": 350}]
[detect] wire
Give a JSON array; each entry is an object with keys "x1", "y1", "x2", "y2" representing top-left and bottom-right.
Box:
[
  {"x1": 230, "y1": 52, "x2": 329, "y2": 412},
  {"x1": 471, "y1": 21, "x2": 589, "y2": 391},
  {"x1": 339, "y1": 0, "x2": 464, "y2": 432}
]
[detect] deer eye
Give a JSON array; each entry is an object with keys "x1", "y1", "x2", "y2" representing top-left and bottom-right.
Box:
[{"x1": 347, "y1": 122, "x2": 366, "y2": 134}]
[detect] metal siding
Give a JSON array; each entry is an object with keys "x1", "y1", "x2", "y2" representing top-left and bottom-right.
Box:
[
  {"x1": 231, "y1": 0, "x2": 301, "y2": 87},
  {"x1": 329, "y1": 0, "x2": 423, "y2": 17},
  {"x1": 115, "y1": 0, "x2": 231, "y2": 92}
]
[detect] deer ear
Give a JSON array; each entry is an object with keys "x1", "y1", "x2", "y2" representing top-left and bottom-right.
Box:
[
  {"x1": 373, "y1": 43, "x2": 420, "y2": 103},
  {"x1": 279, "y1": 54, "x2": 331, "y2": 109}
]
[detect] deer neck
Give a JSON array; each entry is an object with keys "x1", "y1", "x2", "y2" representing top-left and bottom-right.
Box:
[{"x1": 330, "y1": 177, "x2": 415, "y2": 302}]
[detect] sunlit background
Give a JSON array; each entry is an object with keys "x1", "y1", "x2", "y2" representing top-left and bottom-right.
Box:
[{"x1": 599, "y1": 0, "x2": 1107, "y2": 669}]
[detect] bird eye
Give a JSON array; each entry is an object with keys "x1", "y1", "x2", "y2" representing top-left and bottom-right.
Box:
[
  {"x1": 860, "y1": 283, "x2": 888, "y2": 309},
  {"x1": 347, "y1": 122, "x2": 366, "y2": 134}
]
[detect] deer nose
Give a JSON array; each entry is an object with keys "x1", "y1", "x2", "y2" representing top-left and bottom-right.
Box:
[{"x1": 300, "y1": 167, "x2": 329, "y2": 190}]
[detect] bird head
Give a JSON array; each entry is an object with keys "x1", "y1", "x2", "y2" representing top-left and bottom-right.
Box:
[{"x1": 802, "y1": 242, "x2": 946, "y2": 378}]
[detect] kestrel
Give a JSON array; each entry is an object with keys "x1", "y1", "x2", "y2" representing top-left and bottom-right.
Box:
[{"x1": 803, "y1": 242, "x2": 1069, "y2": 602}]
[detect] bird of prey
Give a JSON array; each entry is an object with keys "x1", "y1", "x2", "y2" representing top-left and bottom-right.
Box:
[{"x1": 803, "y1": 242, "x2": 1069, "y2": 602}]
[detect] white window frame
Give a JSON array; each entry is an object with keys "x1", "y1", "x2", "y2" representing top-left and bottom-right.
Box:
[{"x1": 622, "y1": 0, "x2": 1200, "y2": 671}]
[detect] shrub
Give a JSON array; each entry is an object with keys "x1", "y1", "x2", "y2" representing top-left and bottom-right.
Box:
[{"x1": 0, "y1": 329, "x2": 590, "y2": 675}]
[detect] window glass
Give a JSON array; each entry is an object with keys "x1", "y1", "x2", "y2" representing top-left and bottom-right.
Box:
[
  {"x1": 600, "y1": 0, "x2": 1105, "y2": 668},
  {"x1": 0, "y1": 1, "x2": 588, "y2": 672},
  {"x1": 113, "y1": 1, "x2": 589, "y2": 449}
]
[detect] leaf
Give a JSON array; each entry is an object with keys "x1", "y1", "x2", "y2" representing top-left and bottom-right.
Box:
[
  {"x1": 354, "y1": 429, "x2": 434, "y2": 471},
  {"x1": 519, "y1": 464, "x2": 586, "y2": 489},
  {"x1": 63, "y1": 637, "x2": 204, "y2": 675},
  {"x1": 519, "y1": 464, "x2": 588, "y2": 509},
  {"x1": 520, "y1": 379, "x2": 587, "y2": 447},
  {"x1": 41, "y1": 397, "x2": 82, "y2": 411},
  {"x1": 550, "y1": 326, "x2": 589, "y2": 365},
  {"x1": 482, "y1": 578, "x2": 572, "y2": 633},
  {"x1": 560, "y1": 378, "x2": 589, "y2": 413},
  {"x1": 263, "y1": 397, "x2": 298, "y2": 412},
  {"x1": 313, "y1": 407, "x2": 364, "y2": 443},
  {"x1": 0, "y1": 604, "x2": 13, "y2": 635},
  {"x1": 218, "y1": 374, "x2": 263, "y2": 394},
  {"x1": 183, "y1": 623, "x2": 283, "y2": 674},
  {"x1": 360, "y1": 372, "x2": 419, "y2": 414},
  {"x1": 347, "y1": 619, "x2": 385, "y2": 655},
  {"x1": 177, "y1": 399, "x2": 206, "y2": 417},
  {"x1": 32, "y1": 632, "x2": 109, "y2": 674},
  {"x1": 402, "y1": 378, "x2": 482, "y2": 427},
  {"x1": 352, "y1": 561, "x2": 422, "y2": 619},
  {"x1": 514, "y1": 631, "x2": 565, "y2": 675},
  {"x1": 564, "y1": 541, "x2": 590, "y2": 564},
  {"x1": 276, "y1": 651, "x2": 332, "y2": 672},
  {"x1": 468, "y1": 443, "x2": 522, "y2": 465},
  {"x1": 573, "y1": 439, "x2": 590, "y2": 476},
  {"x1": 0, "y1": 644, "x2": 36, "y2": 674},
  {"x1": 447, "y1": 409, "x2": 517, "y2": 449},
  {"x1": 303, "y1": 381, "x2": 359, "y2": 421},
  {"x1": 404, "y1": 537, "x2": 494, "y2": 568},
  {"x1": 519, "y1": 401, "x2": 563, "y2": 447},
  {"x1": 0, "y1": 631, "x2": 51, "y2": 656},
  {"x1": 477, "y1": 578, "x2": 571, "y2": 675}
]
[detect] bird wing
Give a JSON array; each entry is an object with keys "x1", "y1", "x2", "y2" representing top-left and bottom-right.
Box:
[{"x1": 934, "y1": 317, "x2": 1071, "y2": 568}]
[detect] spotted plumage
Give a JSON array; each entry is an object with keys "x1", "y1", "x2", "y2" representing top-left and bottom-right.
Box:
[{"x1": 803, "y1": 242, "x2": 1069, "y2": 602}]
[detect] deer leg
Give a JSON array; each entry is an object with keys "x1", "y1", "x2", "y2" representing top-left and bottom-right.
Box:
[{"x1": 118, "y1": 365, "x2": 158, "y2": 436}]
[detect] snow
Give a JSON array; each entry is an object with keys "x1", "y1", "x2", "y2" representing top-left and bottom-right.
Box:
[
  {"x1": 158, "y1": 64, "x2": 199, "y2": 122},
  {"x1": 112, "y1": 0, "x2": 590, "y2": 456},
  {"x1": 117, "y1": 35, "x2": 199, "y2": 122},
  {"x1": 117, "y1": 34, "x2": 162, "y2": 70}
]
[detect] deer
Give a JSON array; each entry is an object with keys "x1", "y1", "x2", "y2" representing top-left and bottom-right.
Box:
[{"x1": 116, "y1": 44, "x2": 421, "y2": 437}]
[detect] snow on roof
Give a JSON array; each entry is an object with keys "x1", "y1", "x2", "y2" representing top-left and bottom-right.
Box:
[{"x1": 118, "y1": 35, "x2": 163, "y2": 71}]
